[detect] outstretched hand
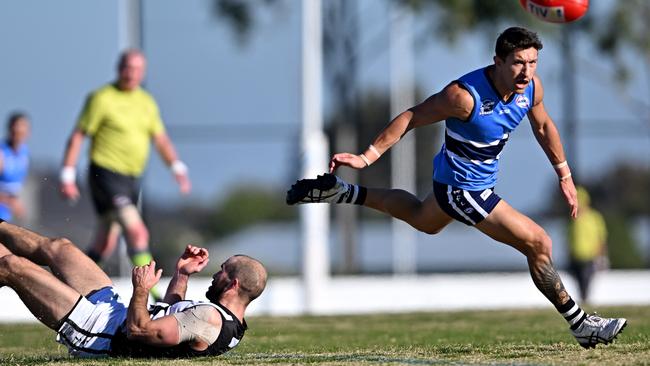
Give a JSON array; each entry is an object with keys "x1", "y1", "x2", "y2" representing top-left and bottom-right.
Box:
[
  {"x1": 329, "y1": 153, "x2": 367, "y2": 173},
  {"x1": 559, "y1": 177, "x2": 579, "y2": 219},
  {"x1": 132, "y1": 261, "x2": 162, "y2": 290},
  {"x1": 176, "y1": 245, "x2": 210, "y2": 276}
]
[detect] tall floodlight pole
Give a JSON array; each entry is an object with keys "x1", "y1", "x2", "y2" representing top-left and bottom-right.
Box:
[
  {"x1": 117, "y1": 0, "x2": 143, "y2": 277},
  {"x1": 118, "y1": 0, "x2": 142, "y2": 51},
  {"x1": 389, "y1": 5, "x2": 417, "y2": 274},
  {"x1": 561, "y1": 26, "x2": 577, "y2": 177},
  {"x1": 301, "y1": 0, "x2": 330, "y2": 314}
]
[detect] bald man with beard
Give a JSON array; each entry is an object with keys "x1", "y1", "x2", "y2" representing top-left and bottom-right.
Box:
[{"x1": 0, "y1": 219, "x2": 266, "y2": 358}]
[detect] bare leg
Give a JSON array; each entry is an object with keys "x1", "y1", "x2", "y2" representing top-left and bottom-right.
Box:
[
  {"x1": 475, "y1": 200, "x2": 632, "y2": 348},
  {"x1": 364, "y1": 189, "x2": 454, "y2": 235},
  {"x1": 475, "y1": 200, "x2": 570, "y2": 306},
  {"x1": 0, "y1": 254, "x2": 80, "y2": 329},
  {"x1": 0, "y1": 221, "x2": 112, "y2": 296},
  {"x1": 87, "y1": 217, "x2": 121, "y2": 262},
  {"x1": 0, "y1": 242, "x2": 11, "y2": 257},
  {"x1": 287, "y1": 176, "x2": 453, "y2": 234},
  {"x1": 0, "y1": 242, "x2": 10, "y2": 287},
  {"x1": 115, "y1": 204, "x2": 149, "y2": 255},
  {"x1": 114, "y1": 204, "x2": 161, "y2": 300}
]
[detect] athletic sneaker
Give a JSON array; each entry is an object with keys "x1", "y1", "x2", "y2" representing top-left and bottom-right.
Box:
[
  {"x1": 571, "y1": 313, "x2": 627, "y2": 349},
  {"x1": 286, "y1": 173, "x2": 354, "y2": 205}
]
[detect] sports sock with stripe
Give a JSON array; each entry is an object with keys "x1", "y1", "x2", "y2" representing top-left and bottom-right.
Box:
[
  {"x1": 353, "y1": 185, "x2": 367, "y2": 205},
  {"x1": 556, "y1": 297, "x2": 587, "y2": 330},
  {"x1": 339, "y1": 184, "x2": 366, "y2": 205}
]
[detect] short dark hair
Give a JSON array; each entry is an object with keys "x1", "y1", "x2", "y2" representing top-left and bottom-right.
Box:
[
  {"x1": 7, "y1": 112, "x2": 28, "y2": 131},
  {"x1": 495, "y1": 27, "x2": 543, "y2": 60}
]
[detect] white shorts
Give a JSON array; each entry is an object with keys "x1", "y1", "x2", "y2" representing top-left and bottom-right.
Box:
[{"x1": 56, "y1": 286, "x2": 127, "y2": 357}]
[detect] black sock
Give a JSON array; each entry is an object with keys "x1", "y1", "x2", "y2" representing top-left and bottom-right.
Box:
[
  {"x1": 355, "y1": 186, "x2": 367, "y2": 205},
  {"x1": 556, "y1": 297, "x2": 587, "y2": 330}
]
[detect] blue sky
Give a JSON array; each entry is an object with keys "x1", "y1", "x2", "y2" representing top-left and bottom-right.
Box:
[{"x1": 0, "y1": 0, "x2": 647, "y2": 213}]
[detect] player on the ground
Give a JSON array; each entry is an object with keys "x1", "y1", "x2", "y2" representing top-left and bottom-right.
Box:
[
  {"x1": 287, "y1": 26, "x2": 626, "y2": 349},
  {"x1": 0, "y1": 219, "x2": 266, "y2": 358}
]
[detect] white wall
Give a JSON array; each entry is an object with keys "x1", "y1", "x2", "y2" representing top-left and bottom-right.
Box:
[{"x1": 1, "y1": 270, "x2": 648, "y2": 322}]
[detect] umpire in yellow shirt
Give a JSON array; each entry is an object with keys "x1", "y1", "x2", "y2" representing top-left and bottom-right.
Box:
[
  {"x1": 60, "y1": 50, "x2": 191, "y2": 301},
  {"x1": 567, "y1": 186, "x2": 608, "y2": 304}
]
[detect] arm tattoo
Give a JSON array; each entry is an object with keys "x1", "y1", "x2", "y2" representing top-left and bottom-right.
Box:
[{"x1": 530, "y1": 259, "x2": 570, "y2": 306}]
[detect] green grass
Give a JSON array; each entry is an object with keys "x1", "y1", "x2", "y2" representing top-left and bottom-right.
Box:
[{"x1": 0, "y1": 305, "x2": 648, "y2": 365}]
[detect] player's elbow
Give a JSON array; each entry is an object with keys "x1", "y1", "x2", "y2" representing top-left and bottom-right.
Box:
[
  {"x1": 69, "y1": 129, "x2": 86, "y2": 145},
  {"x1": 531, "y1": 124, "x2": 547, "y2": 140},
  {"x1": 125, "y1": 324, "x2": 148, "y2": 341},
  {"x1": 153, "y1": 132, "x2": 171, "y2": 149},
  {"x1": 126, "y1": 323, "x2": 153, "y2": 341},
  {"x1": 533, "y1": 118, "x2": 556, "y2": 138}
]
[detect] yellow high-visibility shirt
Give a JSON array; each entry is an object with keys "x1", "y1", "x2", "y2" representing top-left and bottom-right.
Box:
[
  {"x1": 76, "y1": 84, "x2": 165, "y2": 176},
  {"x1": 567, "y1": 208, "x2": 607, "y2": 262}
]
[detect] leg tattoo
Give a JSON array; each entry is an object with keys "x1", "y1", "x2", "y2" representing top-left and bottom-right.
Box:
[{"x1": 531, "y1": 259, "x2": 570, "y2": 307}]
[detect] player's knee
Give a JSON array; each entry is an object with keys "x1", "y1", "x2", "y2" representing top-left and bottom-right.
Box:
[
  {"x1": 527, "y1": 231, "x2": 552, "y2": 258},
  {"x1": 0, "y1": 254, "x2": 25, "y2": 275},
  {"x1": 125, "y1": 223, "x2": 149, "y2": 249},
  {"x1": 43, "y1": 237, "x2": 76, "y2": 257},
  {"x1": 419, "y1": 224, "x2": 444, "y2": 235},
  {"x1": 412, "y1": 207, "x2": 445, "y2": 235}
]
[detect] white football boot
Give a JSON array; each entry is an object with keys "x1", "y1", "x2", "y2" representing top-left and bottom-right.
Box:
[{"x1": 571, "y1": 313, "x2": 627, "y2": 349}]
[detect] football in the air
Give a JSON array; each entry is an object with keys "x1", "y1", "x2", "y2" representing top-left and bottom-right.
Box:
[{"x1": 519, "y1": 0, "x2": 589, "y2": 23}]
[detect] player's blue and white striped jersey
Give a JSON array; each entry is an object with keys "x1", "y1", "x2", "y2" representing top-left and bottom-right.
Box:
[{"x1": 433, "y1": 67, "x2": 535, "y2": 190}]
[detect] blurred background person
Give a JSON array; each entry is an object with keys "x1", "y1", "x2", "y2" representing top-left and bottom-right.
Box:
[
  {"x1": 567, "y1": 186, "x2": 608, "y2": 304},
  {"x1": 0, "y1": 112, "x2": 30, "y2": 222},
  {"x1": 59, "y1": 49, "x2": 191, "y2": 301}
]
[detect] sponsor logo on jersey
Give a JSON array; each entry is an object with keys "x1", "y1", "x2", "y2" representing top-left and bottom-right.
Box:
[
  {"x1": 479, "y1": 99, "x2": 496, "y2": 115},
  {"x1": 515, "y1": 95, "x2": 530, "y2": 108}
]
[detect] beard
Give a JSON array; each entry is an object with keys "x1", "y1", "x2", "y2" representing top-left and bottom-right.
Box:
[{"x1": 206, "y1": 282, "x2": 228, "y2": 303}]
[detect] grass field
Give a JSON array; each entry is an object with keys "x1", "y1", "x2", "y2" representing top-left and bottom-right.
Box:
[{"x1": 0, "y1": 305, "x2": 648, "y2": 365}]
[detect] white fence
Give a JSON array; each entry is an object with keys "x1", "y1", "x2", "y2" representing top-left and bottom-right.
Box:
[{"x1": 0, "y1": 270, "x2": 648, "y2": 323}]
